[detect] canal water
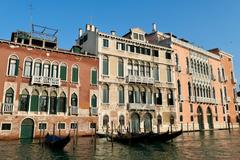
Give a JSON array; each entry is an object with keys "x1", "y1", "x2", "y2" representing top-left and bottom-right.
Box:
[{"x1": 0, "y1": 130, "x2": 239, "y2": 160}]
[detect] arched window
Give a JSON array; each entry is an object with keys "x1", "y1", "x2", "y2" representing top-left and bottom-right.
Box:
[
  {"x1": 197, "y1": 85, "x2": 200, "y2": 97},
  {"x1": 43, "y1": 60, "x2": 50, "y2": 77},
  {"x1": 33, "y1": 59, "x2": 42, "y2": 76},
  {"x1": 50, "y1": 91, "x2": 57, "y2": 114},
  {"x1": 102, "y1": 84, "x2": 109, "y2": 103},
  {"x1": 140, "y1": 87, "x2": 146, "y2": 104},
  {"x1": 157, "y1": 115, "x2": 162, "y2": 125},
  {"x1": 167, "y1": 66, "x2": 172, "y2": 82},
  {"x1": 51, "y1": 62, "x2": 58, "y2": 78},
  {"x1": 133, "y1": 61, "x2": 139, "y2": 76},
  {"x1": 177, "y1": 80, "x2": 181, "y2": 96},
  {"x1": 8, "y1": 55, "x2": 19, "y2": 76},
  {"x1": 208, "y1": 87, "x2": 211, "y2": 98},
  {"x1": 59, "y1": 92, "x2": 66, "y2": 112},
  {"x1": 23, "y1": 57, "x2": 32, "y2": 77},
  {"x1": 200, "y1": 62, "x2": 203, "y2": 74},
  {"x1": 203, "y1": 87, "x2": 206, "y2": 97},
  {"x1": 146, "y1": 62, "x2": 151, "y2": 77},
  {"x1": 5, "y1": 88, "x2": 14, "y2": 104},
  {"x1": 72, "y1": 64, "x2": 79, "y2": 83},
  {"x1": 206, "y1": 65, "x2": 209, "y2": 75},
  {"x1": 180, "y1": 115, "x2": 183, "y2": 122},
  {"x1": 30, "y1": 89, "x2": 39, "y2": 112},
  {"x1": 60, "y1": 63, "x2": 67, "y2": 81},
  {"x1": 119, "y1": 115, "x2": 125, "y2": 126},
  {"x1": 140, "y1": 61, "x2": 145, "y2": 76},
  {"x1": 128, "y1": 86, "x2": 134, "y2": 103},
  {"x1": 175, "y1": 54, "x2": 179, "y2": 66},
  {"x1": 71, "y1": 93, "x2": 78, "y2": 106},
  {"x1": 19, "y1": 89, "x2": 29, "y2": 111},
  {"x1": 91, "y1": 94, "x2": 97, "y2": 108},
  {"x1": 153, "y1": 64, "x2": 159, "y2": 81},
  {"x1": 118, "y1": 58, "x2": 124, "y2": 77},
  {"x1": 197, "y1": 61, "x2": 200, "y2": 73},
  {"x1": 154, "y1": 88, "x2": 162, "y2": 105},
  {"x1": 118, "y1": 85, "x2": 124, "y2": 104},
  {"x1": 3, "y1": 88, "x2": 14, "y2": 113},
  {"x1": 146, "y1": 88, "x2": 152, "y2": 104},
  {"x1": 203, "y1": 63, "x2": 206, "y2": 75},
  {"x1": 213, "y1": 87, "x2": 216, "y2": 99},
  {"x1": 134, "y1": 87, "x2": 140, "y2": 103},
  {"x1": 167, "y1": 89, "x2": 174, "y2": 105},
  {"x1": 190, "y1": 59, "x2": 193, "y2": 70},
  {"x1": 194, "y1": 60, "x2": 197, "y2": 72},
  {"x1": 40, "y1": 90, "x2": 48, "y2": 112},
  {"x1": 188, "y1": 82, "x2": 192, "y2": 97},
  {"x1": 103, "y1": 115, "x2": 109, "y2": 127},
  {"x1": 102, "y1": 55, "x2": 109, "y2": 75},
  {"x1": 128, "y1": 60, "x2": 133, "y2": 75},
  {"x1": 186, "y1": 57, "x2": 189, "y2": 72}
]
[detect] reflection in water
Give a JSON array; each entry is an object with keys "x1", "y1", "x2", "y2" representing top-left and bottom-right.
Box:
[{"x1": 0, "y1": 130, "x2": 239, "y2": 160}]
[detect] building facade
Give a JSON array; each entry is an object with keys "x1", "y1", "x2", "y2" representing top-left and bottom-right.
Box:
[
  {"x1": 79, "y1": 24, "x2": 176, "y2": 133},
  {"x1": 146, "y1": 24, "x2": 238, "y2": 131},
  {"x1": 0, "y1": 29, "x2": 98, "y2": 140}
]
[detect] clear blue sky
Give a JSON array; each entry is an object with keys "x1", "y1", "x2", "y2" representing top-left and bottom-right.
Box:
[{"x1": 0, "y1": 0, "x2": 239, "y2": 88}]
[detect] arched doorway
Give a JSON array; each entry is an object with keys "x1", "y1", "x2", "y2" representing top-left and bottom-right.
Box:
[
  {"x1": 207, "y1": 107, "x2": 214, "y2": 129},
  {"x1": 131, "y1": 113, "x2": 140, "y2": 133},
  {"x1": 20, "y1": 118, "x2": 34, "y2": 139},
  {"x1": 197, "y1": 106, "x2": 204, "y2": 130},
  {"x1": 144, "y1": 113, "x2": 152, "y2": 133}
]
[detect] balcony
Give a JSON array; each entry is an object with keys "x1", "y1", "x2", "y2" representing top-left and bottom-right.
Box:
[
  {"x1": 2, "y1": 103, "x2": 13, "y2": 114},
  {"x1": 127, "y1": 103, "x2": 155, "y2": 111},
  {"x1": 178, "y1": 95, "x2": 184, "y2": 102},
  {"x1": 71, "y1": 106, "x2": 78, "y2": 115},
  {"x1": 226, "y1": 97, "x2": 231, "y2": 102},
  {"x1": 91, "y1": 107, "x2": 98, "y2": 116},
  {"x1": 190, "y1": 96, "x2": 195, "y2": 102},
  {"x1": 31, "y1": 76, "x2": 60, "y2": 86},
  {"x1": 188, "y1": 68, "x2": 193, "y2": 75},
  {"x1": 176, "y1": 65, "x2": 181, "y2": 72},
  {"x1": 126, "y1": 75, "x2": 155, "y2": 84}
]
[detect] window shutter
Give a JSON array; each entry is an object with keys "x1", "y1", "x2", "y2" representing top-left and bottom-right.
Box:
[
  {"x1": 15, "y1": 59, "x2": 19, "y2": 76},
  {"x1": 18, "y1": 95, "x2": 22, "y2": 111},
  {"x1": 92, "y1": 70, "x2": 97, "y2": 84},
  {"x1": 103, "y1": 59, "x2": 108, "y2": 75},
  {"x1": 91, "y1": 96, "x2": 97, "y2": 108},
  {"x1": 60, "y1": 66, "x2": 67, "y2": 80},
  {"x1": 72, "y1": 68, "x2": 78, "y2": 83},
  {"x1": 30, "y1": 95, "x2": 39, "y2": 112}
]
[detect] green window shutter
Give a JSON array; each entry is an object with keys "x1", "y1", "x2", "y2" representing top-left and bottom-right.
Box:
[
  {"x1": 60, "y1": 66, "x2": 67, "y2": 80},
  {"x1": 30, "y1": 95, "x2": 39, "y2": 112},
  {"x1": 15, "y1": 59, "x2": 19, "y2": 76},
  {"x1": 118, "y1": 62, "x2": 123, "y2": 77},
  {"x1": 91, "y1": 96, "x2": 97, "y2": 107},
  {"x1": 18, "y1": 95, "x2": 22, "y2": 111},
  {"x1": 103, "y1": 59, "x2": 108, "y2": 75},
  {"x1": 57, "y1": 97, "x2": 60, "y2": 112},
  {"x1": 91, "y1": 70, "x2": 97, "y2": 85},
  {"x1": 72, "y1": 68, "x2": 78, "y2": 83}
]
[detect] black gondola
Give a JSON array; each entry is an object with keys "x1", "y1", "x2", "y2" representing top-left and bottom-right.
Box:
[
  {"x1": 162, "y1": 129, "x2": 183, "y2": 142},
  {"x1": 45, "y1": 133, "x2": 70, "y2": 150},
  {"x1": 96, "y1": 132, "x2": 108, "y2": 138}
]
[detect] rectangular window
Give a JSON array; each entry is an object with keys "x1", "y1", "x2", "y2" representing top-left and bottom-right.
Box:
[
  {"x1": 135, "y1": 46, "x2": 140, "y2": 53},
  {"x1": 190, "y1": 104, "x2": 193, "y2": 113},
  {"x1": 166, "y1": 52, "x2": 171, "y2": 59},
  {"x1": 43, "y1": 64, "x2": 50, "y2": 77},
  {"x1": 70, "y1": 123, "x2": 78, "y2": 129},
  {"x1": 139, "y1": 34, "x2": 144, "y2": 41},
  {"x1": 153, "y1": 50, "x2": 159, "y2": 57},
  {"x1": 60, "y1": 65, "x2": 67, "y2": 81},
  {"x1": 118, "y1": 60, "x2": 124, "y2": 77},
  {"x1": 116, "y1": 42, "x2": 125, "y2": 51},
  {"x1": 18, "y1": 94, "x2": 29, "y2": 111},
  {"x1": 103, "y1": 39, "x2": 109, "y2": 47},
  {"x1": 39, "y1": 123, "x2": 47, "y2": 130},
  {"x1": 146, "y1": 49, "x2": 151, "y2": 55},
  {"x1": 9, "y1": 59, "x2": 19, "y2": 76},
  {"x1": 179, "y1": 103, "x2": 182, "y2": 112},
  {"x1": 91, "y1": 70, "x2": 97, "y2": 85},
  {"x1": 52, "y1": 65, "x2": 58, "y2": 78},
  {"x1": 1, "y1": 123, "x2": 11, "y2": 130},
  {"x1": 133, "y1": 33, "x2": 138, "y2": 39},
  {"x1": 34, "y1": 63, "x2": 41, "y2": 76},
  {"x1": 119, "y1": 90, "x2": 124, "y2": 104},
  {"x1": 58, "y1": 123, "x2": 65, "y2": 129}
]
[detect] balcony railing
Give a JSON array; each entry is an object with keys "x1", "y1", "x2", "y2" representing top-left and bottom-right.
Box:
[
  {"x1": 190, "y1": 96, "x2": 195, "y2": 102},
  {"x1": 71, "y1": 106, "x2": 78, "y2": 115},
  {"x1": 178, "y1": 95, "x2": 184, "y2": 102},
  {"x1": 91, "y1": 107, "x2": 98, "y2": 116},
  {"x1": 32, "y1": 76, "x2": 60, "y2": 86},
  {"x1": 2, "y1": 103, "x2": 13, "y2": 114},
  {"x1": 126, "y1": 75, "x2": 155, "y2": 84},
  {"x1": 127, "y1": 103, "x2": 155, "y2": 111}
]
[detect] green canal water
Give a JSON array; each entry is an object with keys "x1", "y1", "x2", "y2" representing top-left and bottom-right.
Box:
[{"x1": 0, "y1": 130, "x2": 239, "y2": 160}]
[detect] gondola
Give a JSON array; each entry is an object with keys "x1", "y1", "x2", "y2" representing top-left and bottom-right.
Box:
[
  {"x1": 107, "y1": 132, "x2": 150, "y2": 144},
  {"x1": 96, "y1": 132, "x2": 108, "y2": 138},
  {"x1": 45, "y1": 133, "x2": 70, "y2": 150},
  {"x1": 162, "y1": 129, "x2": 183, "y2": 142}
]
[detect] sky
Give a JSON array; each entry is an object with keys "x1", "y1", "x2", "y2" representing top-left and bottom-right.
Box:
[{"x1": 0, "y1": 0, "x2": 239, "y2": 88}]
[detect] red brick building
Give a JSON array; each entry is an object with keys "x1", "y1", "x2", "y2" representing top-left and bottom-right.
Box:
[{"x1": 0, "y1": 28, "x2": 98, "y2": 140}]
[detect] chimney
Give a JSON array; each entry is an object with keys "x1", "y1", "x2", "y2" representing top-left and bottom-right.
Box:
[
  {"x1": 78, "y1": 28, "x2": 82, "y2": 38},
  {"x1": 86, "y1": 24, "x2": 91, "y2": 31},
  {"x1": 152, "y1": 23, "x2": 157, "y2": 32},
  {"x1": 111, "y1": 31, "x2": 116, "y2": 36}
]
